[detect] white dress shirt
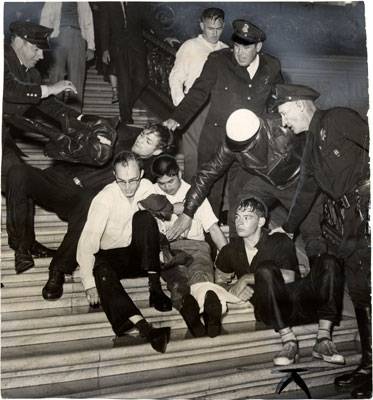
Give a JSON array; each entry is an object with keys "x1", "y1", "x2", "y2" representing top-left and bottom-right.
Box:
[{"x1": 77, "y1": 179, "x2": 155, "y2": 290}]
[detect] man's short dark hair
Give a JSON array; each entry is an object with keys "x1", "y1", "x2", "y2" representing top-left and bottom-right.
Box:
[
  {"x1": 201, "y1": 7, "x2": 225, "y2": 22},
  {"x1": 112, "y1": 150, "x2": 143, "y2": 171},
  {"x1": 237, "y1": 197, "x2": 268, "y2": 219},
  {"x1": 151, "y1": 154, "x2": 180, "y2": 179},
  {"x1": 145, "y1": 123, "x2": 175, "y2": 153}
]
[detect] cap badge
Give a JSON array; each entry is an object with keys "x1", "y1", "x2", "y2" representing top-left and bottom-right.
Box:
[
  {"x1": 320, "y1": 128, "x2": 326, "y2": 141},
  {"x1": 242, "y1": 23, "x2": 250, "y2": 33}
]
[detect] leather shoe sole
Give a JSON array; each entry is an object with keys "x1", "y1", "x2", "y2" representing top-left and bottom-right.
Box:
[
  {"x1": 180, "y1": 295, "x2": 205, "y2": 337},
  {"x1": 149, "y1": 327, "x2": 171, "y2": 353},
  {"x1": 203, "y1": 290, "x2": 222, "y2": 338}
]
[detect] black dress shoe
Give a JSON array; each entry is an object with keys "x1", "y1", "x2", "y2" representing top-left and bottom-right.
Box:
[
  {"x1": 203, "y1": 290, "x2": 222, "y2": 338},
  {"x1": 335, "y1": 368, "x2": 372, "y2": 387},
  {"x1": 351, "y1": 377, "x2": 372, "y2": 399},
  {"x1": 180, "y1": 294, "x2": 205, "y2": 337},
  {"x1": 30, "y1": 241, "x2": 56, "y2": 258},
  {"x1": 149, "y1": 289, "x2": 172, "y2": 312},
  {"x1": 15, "y1": 249, "x2": 34, "y2": 274},
  {"x1": 147, "y1": 326, "x2": 171, "y2": 353},
  {"x1": 42, "y1": 270, "x2": 65, "y2": 300}
]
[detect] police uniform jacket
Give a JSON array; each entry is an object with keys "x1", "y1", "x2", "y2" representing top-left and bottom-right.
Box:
[
  {"x1": 284, "y1": 108, "x2": 369, "y2": 234},
  {"x1": 3, "y1": 44, "x2": 79, "y2": 152},
  {"x1": 171, "y1": 48, "x2": 283, "y2": 157},
  {"x1": 182, "y1": 118, "x2": 306, "y2": 218}
]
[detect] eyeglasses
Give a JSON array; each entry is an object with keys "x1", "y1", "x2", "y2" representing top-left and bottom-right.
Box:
[{"x1": 115, "y1": 176, "x2": 141, "y2": 186}]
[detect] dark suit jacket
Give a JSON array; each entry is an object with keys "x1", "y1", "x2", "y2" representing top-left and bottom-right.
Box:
[{"x1": 99, "y1": 2, "x2": 147, "y2": 53}]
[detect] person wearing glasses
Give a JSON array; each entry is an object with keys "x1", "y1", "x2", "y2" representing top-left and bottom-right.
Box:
[
  {"x1": 77, "y1": 151, "x2": 172, "y2": 353},
  {"x1": 6, "y1": 124, "x2": 174, "y2": 302}
]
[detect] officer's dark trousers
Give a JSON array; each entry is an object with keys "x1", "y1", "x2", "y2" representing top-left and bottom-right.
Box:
[
  {"x1": 93, "y1": 211, "x2": 160, "y2": 336},
  {"x1": 339, "y1": 190, "x2": 371, "y2": 309},
  {"x1": 112, "y1": 44, "x2": 147, "y2": 124},
  {"x1": 228, "y1": 167, "x2": 326, "y2": 257},
  {"x1": 6, "y1": 164, "x2": 95, "y2": 273},
  {"x1": 252, "y1": 255, "x2": 344, "y2": 331}
]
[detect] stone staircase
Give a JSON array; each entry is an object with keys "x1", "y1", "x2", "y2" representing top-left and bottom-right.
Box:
[{"x1": 1, "y1": 67, "x2": 359, "y2": 399}]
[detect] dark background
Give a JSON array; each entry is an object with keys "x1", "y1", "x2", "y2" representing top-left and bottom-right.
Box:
[{"x1": 4, "y1": 1, "x2": 367, "y2": 58}]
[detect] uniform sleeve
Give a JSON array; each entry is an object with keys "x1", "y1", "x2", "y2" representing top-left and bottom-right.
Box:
[
  {"x1": 169, "y1": 43, "x2": 189, "y2": 106},
  {"x1": 171, "y1": 53, "x2": 218, "y2": 128},
  {"x1": 77, "y1": 195, "x2": 110, "y2": 291},
  {"x1": 283, "y1": 134, "x2": 320, "y2": 234},
  {"x1": 3, "y1": 58, "x2": 42, "y2": 104},
  {"x1": 338, "y1": 109, "x2": 369, "y2": 151},
  {"x1": 183, "y1": 142, "x2": 235, "y2": 218}
]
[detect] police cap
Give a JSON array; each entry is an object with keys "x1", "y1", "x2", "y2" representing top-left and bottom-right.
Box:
[
  {"x1": 271, "y1": 83, "x2": 320, "y2": 110},
  {"x1": 10, "y1": 20, "x2": 53, "y2": 50},
  {"x1": 231, "y1": 19, "x2": 266, "y2": 45}
]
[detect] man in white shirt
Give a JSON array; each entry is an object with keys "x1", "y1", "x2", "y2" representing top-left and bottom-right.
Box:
[
  {"x1": 77, "y1": 151, "x2": 171, "y2": 353},
  {"x1": 152, "y1": 154, "x2": 228, "y2": 337},
  {"x1": 168, "y1": 8, "x2": 227, "y2": 183}
]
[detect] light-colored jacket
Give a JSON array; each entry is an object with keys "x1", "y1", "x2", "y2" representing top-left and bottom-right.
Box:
[{"x1": 40, "y1": 2, "x2": 95, "y2": 50}]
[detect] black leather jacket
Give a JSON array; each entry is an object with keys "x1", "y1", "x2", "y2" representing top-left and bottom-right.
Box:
[{"x1": 183, "y1": 117, "x2": 306, "y2": 217}]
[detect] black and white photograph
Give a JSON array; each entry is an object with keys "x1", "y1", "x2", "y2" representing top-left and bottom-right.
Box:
[{"x1": 1, "y1": 1, "x2": 371, "y2": 398}]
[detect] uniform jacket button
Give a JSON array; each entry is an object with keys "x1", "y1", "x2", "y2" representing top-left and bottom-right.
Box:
[
  {"x1": 247, "y1": 96, "x2": 251, "y2": 100},
  {"x1": 214, "y1": 122, "x2": 218, "y2": 127}
]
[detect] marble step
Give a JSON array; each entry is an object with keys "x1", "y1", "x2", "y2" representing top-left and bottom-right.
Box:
[
  {"x1": 1, "y1": 307, "x2": 254, "y2": 348},
  {"x1": 93, "y1": 352, "x2": 360, "y2": 400},
  {"x1": 1, "y1": 322, "x2": 358, "y2": 391},
  {"x1": 2, "y1": 348, "x2": 359, "y2": 399}
]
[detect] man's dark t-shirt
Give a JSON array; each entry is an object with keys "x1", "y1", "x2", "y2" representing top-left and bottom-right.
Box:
[{"x1": 216, "y1": 231, "x2": 300, "y2": 278}]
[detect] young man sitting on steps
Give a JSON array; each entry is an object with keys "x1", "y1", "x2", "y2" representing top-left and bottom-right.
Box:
[
  {"x1": 215, "y1": 197, "x2": 345, "y2": 366},
  {"x1": 77, "y1": 151, "x2": 171, "y2": 353}
]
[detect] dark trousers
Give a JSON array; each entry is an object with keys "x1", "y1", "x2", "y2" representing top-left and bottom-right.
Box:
[
  {"x1": 228, "y1": 166, "x2": 326, "y2": 257},
  {"x1": 341, "y1": 190, "x2": 371, "y2": 308},
  {"x1": 93, "y1": 210, "x2": 160, "y2": 335},
  {"x1": 6, "y1": 164, "x2": 96, "y2": 273},
  {"x1": 252, "y1": 255, "x2": 344, "y2": 331},
  {"x1": 112, "y1": 45, "x2": 148, "y2": 124}
]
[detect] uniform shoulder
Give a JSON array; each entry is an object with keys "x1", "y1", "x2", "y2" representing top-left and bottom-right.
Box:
[
  {"x1": 261, "y1": 52, "x2": 281, "y2": 68},
  {"x1": 208, "y1": 47, "x2": 232, "y2": 60}
]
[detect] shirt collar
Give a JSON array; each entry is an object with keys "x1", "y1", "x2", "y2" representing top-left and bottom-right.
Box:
[{"x1": 247, "y1": 54, "x2": 260, "y2": 79}]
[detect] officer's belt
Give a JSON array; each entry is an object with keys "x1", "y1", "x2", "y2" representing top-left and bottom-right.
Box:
[{"x1": 338, "y1": 178, "x2": 370, "y2": 209}]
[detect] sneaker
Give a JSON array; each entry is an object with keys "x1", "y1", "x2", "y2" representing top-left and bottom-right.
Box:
[
  {"x1": 273, "y1": 341, "x2": 299, "y2": 366},
  {"x1": 312, "y1": 338, "x2": 345, "y2": 365}
]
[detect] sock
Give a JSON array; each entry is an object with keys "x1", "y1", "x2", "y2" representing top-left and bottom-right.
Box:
[
  {"x1": 317, "y1": 319, "x2": 332, "y2": 340},
  {"x1": 279, "y1": 327, "x2": 297, "y2": 344},
  {"x1": 134, "y1": 318, "x2": 152, "y2": 338}
]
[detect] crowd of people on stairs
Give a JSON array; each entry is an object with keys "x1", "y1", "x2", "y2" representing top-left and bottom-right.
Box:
[{"x1": 2, "y1": 5, "x2": 371, "y2": 398}]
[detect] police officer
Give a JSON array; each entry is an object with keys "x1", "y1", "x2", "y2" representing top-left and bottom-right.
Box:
[
  {"x1": 3, "y1": 20, "x2": 79, "y2": 267},
  {"x1": 3, "y1": 20, "x2": 116, "y2": 273},
  {"x1": 164, "y1": 19, "x2": 283, "y2": 217},
  {"x1": 271, "y1": 83, "x2": 370, "y2": 399}
]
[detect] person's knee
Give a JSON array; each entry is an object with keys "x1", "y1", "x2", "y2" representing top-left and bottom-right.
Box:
[
  {"x1": 133, "y1": 210, "x2": 156, "y2": 227},
  {"x1": 93, "y1": 261, "x2": 115, "y2": 282},
  {"x1": 255, "y1": 262, "x2": 278, "y2": 283}
]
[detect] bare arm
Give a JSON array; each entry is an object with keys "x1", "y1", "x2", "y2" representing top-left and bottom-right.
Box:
[{"x1": 208, "y1": 223, "x2": 227, "y2": 251}]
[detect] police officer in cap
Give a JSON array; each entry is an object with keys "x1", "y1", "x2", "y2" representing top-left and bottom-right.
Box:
[
  {"x1": 3, "y1": 21, "x2": 116, "y2": 273},
  {"x1": 271, "y1": 83, "x2": 370, "y2": 399},
  {"x1": 3, "y1": 21, "x2": 78, "y2": 266},
  {"x1": 164, "y1": 18, "x2": 283, "y2": 218}
]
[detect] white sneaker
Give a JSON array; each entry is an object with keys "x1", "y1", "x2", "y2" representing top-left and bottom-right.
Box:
[
  {"x1": 274, "y1": 341, "x2": 299, "y2": 366},
  {"x1": 312, "y1": 338, "x2": 345, "y2": 365}
]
